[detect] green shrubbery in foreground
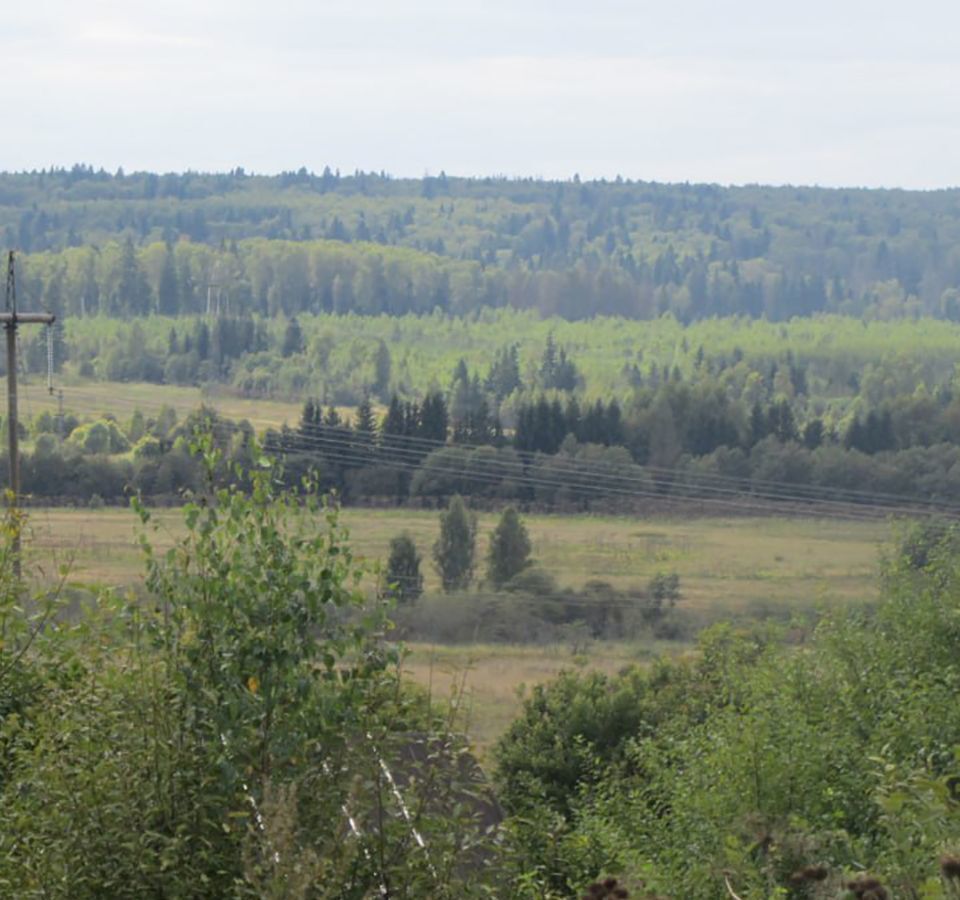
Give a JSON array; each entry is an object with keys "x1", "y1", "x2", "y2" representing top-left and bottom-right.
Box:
[
  {"x1": 5, "y1": 437, "x2": 960, "y2": 897},
  {"x1": 0, "y1": 444, "x2": 497, "y2": 898},
  {"x1": 496, "y1": 522, "x2": 960, "y2": 898}
]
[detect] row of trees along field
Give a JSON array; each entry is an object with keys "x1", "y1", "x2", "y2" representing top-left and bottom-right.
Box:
[
  {"x1": 13, "y1": 379, "x2": 960, "y2": 509},
  {"x1": 7, "y1": 442, "x2": 960, "y2": 896},
  {"x1": 7, "y1": 165, "x2": 960, "y2": 320},
  {"x1": 11, "y1": 309, "x2": 960, "y2": 507}
]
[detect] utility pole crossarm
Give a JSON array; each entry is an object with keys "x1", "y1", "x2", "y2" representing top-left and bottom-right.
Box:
[{"x1": 0, "y1": 312, "x2": 55, "y2": 325}]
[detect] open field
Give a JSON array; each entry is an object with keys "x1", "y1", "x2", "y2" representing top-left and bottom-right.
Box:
[
  {"x1": 27, "y1": 506, "x2": 889, "y2": 613},
  {"x1": 12, "y1": 379, "x2": 308, "y2": 432},
  {"x1": 28, "y1": 505, "x2": 891, "y2": 752}
]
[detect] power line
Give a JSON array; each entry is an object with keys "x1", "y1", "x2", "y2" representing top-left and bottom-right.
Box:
[
  {"x1": 48, "y1": 388, "x2": 960, "y2": 514},
  {"x1": 258, "y1": 427, "x2": 960, "y2": 520},
  {"x1": 16, "y1": 389, "x2": 960, "y2": 520},
  {"x1": 223, "y1": 428, "x2": 951, "y2": 523}
]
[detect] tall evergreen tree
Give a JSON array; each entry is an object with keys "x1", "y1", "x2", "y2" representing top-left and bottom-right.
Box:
[
  {"x1": 420, "y1": 392, "x2": 449, "y2": 445},
  {"x1": 386, "y1": 533, "x2": 423, "y2": 603},
  {"x1": 281, "y1": 317, "x2": 305, "y2": 357},
  {"x1": 433, "y1": 495, "x2": 476, "y2": 592},
  {"x1": 157, "y1": 246, "x2": 179, "y2": 315},
  {"x1": 486, "y1": 344, "x2": 522, "y2": 400},
  {"x1": 373, "y1": 339, "x2": 392, "y2": 399},
  {"x1": 486, "y1": 507, "x2": 532, "y2": 587},
  {"x1": 354, "y1": 395, "x2": 376, "y2": 440},
  {"x1": 116, "y1": 237, "x2": 150, "y2": 315}
]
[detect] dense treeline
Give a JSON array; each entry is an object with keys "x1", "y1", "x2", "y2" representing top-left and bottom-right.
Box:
[
  {"x1": 16, "y1": 380, "x2": 960, "y2": 511},
  {"x1": 7, "y1": 166, "x2": 960, "y2": 321},
  {"x1": 29, "y1": 309, "x2": 960, "y2": 417}
]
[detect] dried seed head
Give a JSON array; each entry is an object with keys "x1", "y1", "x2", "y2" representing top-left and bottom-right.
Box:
[
  {"x1": 845, "y1": 876, "x2": 888, "y2": 900},
  {"x1": 941, "y1": 854, "x2": 960, "y2": 880},
  {"x1": 790, "y1": 863, "x2": 829, "y2": 884}
]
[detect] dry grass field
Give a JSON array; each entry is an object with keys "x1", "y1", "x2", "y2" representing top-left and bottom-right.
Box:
[
  {"x1": 25, "y1": 504, "x2": 892, "y2": 755},
  {"x1": 27, "y1": 505, "x2": 888, "y2": 610},
  {"x1": 14, "y1": 379, "x2": 307, "y2": 432}
]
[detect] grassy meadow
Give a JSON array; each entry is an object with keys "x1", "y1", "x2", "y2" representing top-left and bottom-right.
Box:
[
  {"x1": 28, "y1": 505, "x2": 888, "y2": 612},
  {"x1": 15, "y1": 379, "x2": 307, "y2": 432},
  {"x1": 27, "y1": 504, "x2": 891, "y2": 754}
]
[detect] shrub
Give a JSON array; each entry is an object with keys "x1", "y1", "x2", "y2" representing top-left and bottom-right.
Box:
[{"x1": 0, "y1": 439, "x2": 492, "y2": 897}]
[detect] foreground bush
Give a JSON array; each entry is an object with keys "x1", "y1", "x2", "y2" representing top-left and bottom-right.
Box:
[
  {"x1": 497, "y1": 522, "x2": 960, "y2": 897},
  {"x1": 0, "y1": 440, "x2": 496, "y2": 898}
]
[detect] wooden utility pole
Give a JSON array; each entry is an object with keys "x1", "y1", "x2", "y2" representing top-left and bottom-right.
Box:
[{"x1": 3, "y1": 252, "x2": 55, "y2": 577}]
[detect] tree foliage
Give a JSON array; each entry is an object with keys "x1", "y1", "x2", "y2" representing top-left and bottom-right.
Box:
[
  {"x1": 486, "y1": 507, "x2": 532, "y2": 587},
  {"x1": 385, "y1": 532, "x2": 423, "y2": 603},
  {"x1": 496, "y1": 523, "x2": 960, "y2": 898},
  {"x1": 433, "y1": 494, "x2": 477, "y2": 592},
  {"x1": 0, "y1": 440, "x2": 495, "y2": 897},
  {"x1": 10, "y1": 168, "x2": 960, "y2": 324}
]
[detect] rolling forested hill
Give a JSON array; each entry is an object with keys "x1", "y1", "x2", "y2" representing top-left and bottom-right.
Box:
[{"x1": 6, "y1": 166, "x2": 960, "y2": 322}]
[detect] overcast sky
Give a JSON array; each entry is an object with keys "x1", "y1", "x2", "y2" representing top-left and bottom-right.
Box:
[{"x1": 6, "y1": 0, "x2": 960, "y2": 188}]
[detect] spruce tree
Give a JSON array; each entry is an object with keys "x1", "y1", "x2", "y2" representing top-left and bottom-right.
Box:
[
  {"x1": 433, "y1": 495, "x2": 476, "y2": 592},
  {"x1": 486, "y1": 507, "x2": 532, "y2": 587},
  {"x1": 157, "y1": 246, "x2": 179, "y2": 315},
  {"x1": 373, "y1": 340, "x2": 392, "y2": 399},
  {"x1": 281, "y1": 317, "x2": 304, "y2": 357},
  {"x1": 354, "y1": 395, "x2": 376, "y2": 440},
  {"x1": 420, "y1": 392, "x2": 449, "y2": 445},
  {"x1": 386, "y1": 533, "x2": 423, "y2": 603}
]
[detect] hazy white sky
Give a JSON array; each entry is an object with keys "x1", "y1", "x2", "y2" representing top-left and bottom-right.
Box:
[{"x1": 7, "y1": 0, "x2": 960, "y2": 188}]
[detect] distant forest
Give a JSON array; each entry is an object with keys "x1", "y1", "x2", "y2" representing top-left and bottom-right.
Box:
[{"x1": 6, "y1": 165, "x2": 960, "y2": 322}]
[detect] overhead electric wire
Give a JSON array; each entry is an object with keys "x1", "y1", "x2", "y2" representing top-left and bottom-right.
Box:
[
  {"x1": 134, "y1": 410, "x2": 959, "y2": 521},
  {"x1": 217, "y1": 426, "x2": 955, "y2": 523},
  {"x1": 244, "y1": 425, "x2": 960, "y2": 520},
  {"x1": 74, "y1": 390, "x2": 960, "y2": 514},
  {"x1": 284, "y1": 429, "x2": 960, "y2": 513},
  {"x1": 14, "y1": 389, "x2": 960, "y2": 520}
]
